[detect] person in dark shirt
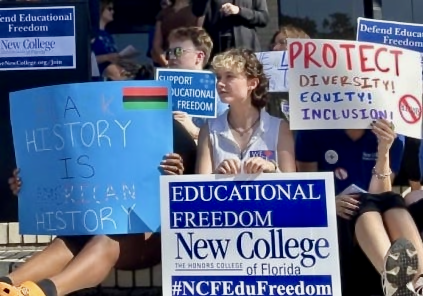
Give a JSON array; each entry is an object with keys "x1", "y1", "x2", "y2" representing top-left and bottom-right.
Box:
[
  {"x1": 296, "y1": 124, "x2": 423, "y2": 296},
  {"x1": 91, "y1": 0, "x2": 118, "y2": 75},
  {"x1": 192, "y1": 0, "x2": 269, "y2": 58},
  {"x1": 1, "y1": 121, "x2": 196, "y2": 296}
]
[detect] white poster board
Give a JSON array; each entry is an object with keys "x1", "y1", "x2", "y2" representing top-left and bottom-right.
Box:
[
  {"x1": 256, "y1": 51, "x2": 289, "y2": 92},
  {"x1": 288, "y1": 38, "x2": 422, "y2": 139},
  {"x1": 160, "y1": 173, "x2": 342, "y2": 296}
]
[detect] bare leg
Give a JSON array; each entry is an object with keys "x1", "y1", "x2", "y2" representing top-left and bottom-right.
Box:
[
  {"x1": 50, "y1": 235, "x2": 120, "y2": 296},
  {"x1": 8, "y1": 238, "x2": 76, "y2": 286},
  {"x1": 355, "y1": 212, "x2": 391, "y2": 273},
  {"x1": 404, "y1": 190, "x2": 423, "y2": 207},
  {"x1": 409, "y1": 181, "x2": 422, "y2": 192},
  {"x1": 383, "y1": 208, "x2": 423, "y2": 281}
]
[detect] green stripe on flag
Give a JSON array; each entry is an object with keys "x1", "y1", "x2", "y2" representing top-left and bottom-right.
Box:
[{"x1": 123, "y1": 101, "x2": 168, "y2": 110}]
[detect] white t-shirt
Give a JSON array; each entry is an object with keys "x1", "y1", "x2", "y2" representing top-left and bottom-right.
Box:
[{"x1": 208, "y1": 109, "x2": 282, "y2": 171}]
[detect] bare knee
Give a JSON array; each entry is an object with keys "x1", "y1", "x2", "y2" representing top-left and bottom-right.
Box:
[
  {"x1": 404, "y1": 190, "x2": 423, "y2": 207},
  {"x1": 86, "y1": 236, "x2": 120, "y2": 264}
]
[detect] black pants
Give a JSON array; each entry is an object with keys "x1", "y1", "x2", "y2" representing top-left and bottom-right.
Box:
[{"x1": 339, "y1": 192, "x2": 407, "y2": 296}]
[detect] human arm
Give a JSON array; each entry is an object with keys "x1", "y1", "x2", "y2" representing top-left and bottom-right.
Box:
[
  {"x1": 367, "y1": 119, "x2": 402, "y2": 194},
  {"x1": 222, "y1": 0, "x2": 269, "y2": 27},
  {"x1": 96, "y1": 52, "x2": 120, "y2": 64},
  {"x1": 195, "y1": 124, "x2": 214, "y2": 174},
  {"x1": 196, "y1": 16, "x2": 205, "y2": 27},
  {"x1": 151, "y1": 21, "x2": 168, "y2": 67},
  {"x1": 277, "y1": 121, "x2": 296, "y2": 172},
  {"x1": 173, "y1": 111, "x2": 200, "y2": 140}
]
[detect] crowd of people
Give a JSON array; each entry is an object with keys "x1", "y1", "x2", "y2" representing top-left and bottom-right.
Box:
[{"x1": 1, "y1": 1, "x2": 423, "y2": 296}]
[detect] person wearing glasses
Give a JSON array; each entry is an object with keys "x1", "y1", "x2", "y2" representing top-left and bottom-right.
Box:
[
  {"x1": 166, "y1": 26, "x2": 228, "y2": 140},
  {"x1": 91, "y1": 0, "x2": 120, "y2": 77}
]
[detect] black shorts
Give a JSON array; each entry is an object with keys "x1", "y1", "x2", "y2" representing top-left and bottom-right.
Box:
[
  {"x1": 354, "y1": 191, "x2": 407, "y2": 219},
  {"x1": 57, "y1": 235, "x2": 94, "y2": 254},
  {"x1": 338, "y1": 192, "x2": 407, "y2": 296},
  {"x1": 57, "y1": 235, "x2": 125, "y2": 254}
]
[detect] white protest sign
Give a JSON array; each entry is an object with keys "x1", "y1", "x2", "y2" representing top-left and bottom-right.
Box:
[
  {"x1": 288, "y1": 38, "x2": 423, "y2": 139},
  {"x1": 160, "y1": 173, "x2": 342, "y2": 296},
  {"x1": 256, "y1": 51, "x2": 289, "y2": 92}
]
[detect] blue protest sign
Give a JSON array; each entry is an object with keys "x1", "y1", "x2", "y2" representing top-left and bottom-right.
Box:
[
  {"x1": 357, "y1": 18, "x2": 423, "y2": 81},
  {"x1": 0, "y1": 6, "x2": 76, "y2": 70},
  {"x1": 160, "y1": 173, "x2": 342, "y2": 296},
  {"x1": 156, "y1": 68, "x2": 217, "y2": 118},
  {"x1": 10, "y1": 81, "x2": 173, "y2": 235},
  {"x1": 357, "y1": 18, "x2": 423, "y2": 53}
]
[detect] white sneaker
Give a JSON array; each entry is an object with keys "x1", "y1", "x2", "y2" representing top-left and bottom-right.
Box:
[
  {"x1": 382, "y1": 238, "x2": 419, "y2": 296},
  {"x1": 414, "y1": 276, "x2": 423, "y2": 295}
]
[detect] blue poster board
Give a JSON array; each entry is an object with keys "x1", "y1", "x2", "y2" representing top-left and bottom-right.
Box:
[
  {"x1": 10, "y1": 81, "x2": 173, "y2": 235},
  {"x1": 156, "y1": 68, "x2": 217, "y2": 118},
  {"x1": 0, "y1": 6, "x2": 76, "y2": 70},
  {"x1": 357, "y1": 18, "x2": 423, "y2": 77}
]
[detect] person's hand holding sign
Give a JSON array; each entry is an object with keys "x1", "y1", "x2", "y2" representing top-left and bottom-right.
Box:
[
  {"x1": 243, "y1": 157, "x2": 277, "y2": 174},
  {"x1": 160, "y1": 154, "x2": 184, "y2": 175},
  {"x1": 8, "y1": 168, "x2": 21, "y2": 196},
  {"x1": 215, "y1": 159, "x2": 241, "y2": 174},
  {"x1": 336, "y1": 194, "x2": 360, "y2": 220},
  {"x1": 371, "y1": 119, "x2": 396, "y2": 155}
]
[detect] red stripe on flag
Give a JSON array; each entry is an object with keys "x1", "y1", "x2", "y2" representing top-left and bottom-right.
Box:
[{"x1": 122, "y1": 87, "x2": 168, "y2": 97}]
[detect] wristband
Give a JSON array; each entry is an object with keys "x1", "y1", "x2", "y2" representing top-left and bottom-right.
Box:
[{"x1": 372, "y1": 167, "x2": 392, "y2": 179}]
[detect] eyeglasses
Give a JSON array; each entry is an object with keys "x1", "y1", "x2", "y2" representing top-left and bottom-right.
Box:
[
  {"x1": 165, "y1": 47, "x2": 196, "y2": 60},
  {"x1": 107, "y1": 6, "x2": 114, "y2": 11}
]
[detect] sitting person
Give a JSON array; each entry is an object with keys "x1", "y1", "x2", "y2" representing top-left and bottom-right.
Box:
[
  {"x1": 92, "y1": 0, "x2": 138, "y2": 81},
  {"x1": 0, "y1": 120, "x2": 196, "y2": 296},
  {"x1": 196, "y1": 48, "x2": 296, "y2": 174},
  {"x1": 166, "y1": 26, "x2": 228, "y2": 140},
  {"x1": 295, "y1": 124, "x2": 423, "y2": 296}
]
